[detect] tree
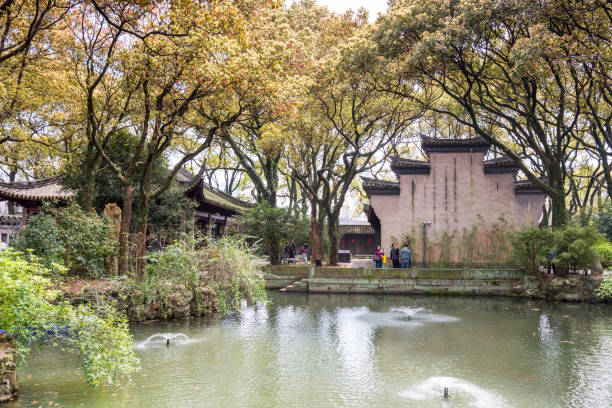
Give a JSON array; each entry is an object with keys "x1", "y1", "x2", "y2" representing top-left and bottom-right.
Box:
[
  {"x1": 235, "y1": 202, "x2": 310, "y2": 264},
  {"x1": 311, "y1": 46, "x2": 419, "y2": 264},
  {"x1": 370, "y1": 0, "x2": 612, "y2": 227}
]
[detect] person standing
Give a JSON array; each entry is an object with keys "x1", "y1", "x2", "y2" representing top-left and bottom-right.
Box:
[
  {"x1": 400, "y1": 244, "x2": 411, "y2": 269},
  {"x1": 301, "y1": 243, "x2": 309, "y2": 263},
  {"x1": 546, "y1": 247, "x2": 557, "y2": 274},
  {"x1": 288, "y1": 240, "x2": 296, "y2": 264},
  {"x1": 373, "y1": 246, "x2": 384, "y2": 268},
  {"x1": 390, "y1": 243, "x2": 401, "y2": 268}
]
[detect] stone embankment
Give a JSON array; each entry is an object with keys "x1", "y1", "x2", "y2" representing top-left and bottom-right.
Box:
[
  {"x1": 264, "y1": 265, "x2": 606, "y2": 302},
  {"x1": 59, "y1": 280, "x2": 218, "y2": 321},
  {"x1": 520, "y1": 274, "x2": 603, "y2": 302},
  {"x1": 0, "y1": 339, "x2": 17, "y2": 403}
]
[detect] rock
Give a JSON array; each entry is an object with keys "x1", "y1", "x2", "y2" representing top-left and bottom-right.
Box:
[
  {"x1": 560, "y1": 292, "x2": 582, "y2": 302},
  {"x1": 0, "y1": 341, "x2": 18, "y2": 403},
  {"x1": 190, "y1": 287, "x2": 218, "y2": 316}
]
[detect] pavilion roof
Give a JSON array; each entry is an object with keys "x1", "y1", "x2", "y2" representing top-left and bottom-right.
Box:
[
  {"x1": 177, "y1": 168, "x2": 251, "y2": 214},
  {"x1": 0, "y1": 178, "x2": 75, "y2": 203}
]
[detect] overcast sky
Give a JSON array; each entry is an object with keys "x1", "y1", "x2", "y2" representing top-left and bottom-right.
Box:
[{"x1": 315, "y1": 0, "x2": 388, "y2": 21}]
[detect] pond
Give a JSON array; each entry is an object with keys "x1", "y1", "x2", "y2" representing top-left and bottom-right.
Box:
[{"x1": 6, "y1": 293, "x2": 612, "y2": 407}]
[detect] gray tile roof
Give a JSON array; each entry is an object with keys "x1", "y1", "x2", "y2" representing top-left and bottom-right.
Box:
[
  {"x1": 362, "y1": 177, "x2": 400, "y2": 195},
  {"x1": 483, "y1": 156, "x2": 519, "y2": 173},
  {"x1": 421, "y1": 135, "x2": 491, "y2": 153},
  {"x1": 339, "y1": 224, "x2": 375, "y2": 234},
  {"x1": 0, "y1": 178, "x2": 75, "y2": 202},
  {"x1": 0, "y1": 214, "x2": 21, "y2": 226},
  {"x1": 390, "y1": 157, "x2": 430, "y2": 175}
]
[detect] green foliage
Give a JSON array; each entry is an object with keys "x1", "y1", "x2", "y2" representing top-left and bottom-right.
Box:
[
  {"x1": 60, "y1": 130, "x2": 194, "y2": 236},
  {"x1": 458, "y1": 226, "x2": 479, "y2": 266},
  {"x1": 596, "y1": 202, "x2": 612, "y2": 241},
  {"x1": 146, "y1": 241, "x2": 198, "y2": 286},
  {"x1": 508, "y1": 227, "x2": 554, "y2": 275},
  {"x1": 235, "y1": 202, "x2": 310, "y2": 264},
  {"x1": 144, "y1": 236, "x2": 266, "y2": 314},
  {"x1": 595, "y1": 279, "x2": 612, "y2": 300},
  {"x1": 509, "y1": 225, "x2": 605, "y2": 275},
  {"x1": 593, "y1": 241, "x2": 612, "y2": 268},
  {"x1": 437, "y1": 231, "x2": 455, "y2": 266},
  {"x1": 13, "y1": 203, "x2": 116, "y2": 277},
  {"x1": 0, "y1": 249, "x2": 139, "y2": 385},
  {"x1": 553, "y1": 226, "x2": 604, "y2": 276},
  {"x1": 198, "y1": 236, "x2": 267, "y2": 314}
]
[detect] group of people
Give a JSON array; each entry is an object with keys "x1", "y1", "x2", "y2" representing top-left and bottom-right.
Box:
[
  {"x1": 283, "y1": 240, "x2": 310, "y2": 264},
  {"x1": 373, "y1": 243, "x2": 411, "y2": 269}
]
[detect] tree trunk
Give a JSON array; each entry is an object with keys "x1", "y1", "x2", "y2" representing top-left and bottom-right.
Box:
[
  {"x1": 135, "y1": 162, "x2": 153, "y2": 282},
  {"x1": 310, "y1": 199, "x2": 321, "y2": 264},
  {"x1": 118, "y1": 185, "x2": 134, "y2": 276},
  {"x1": 327, "y1": 214, "x2": 339, "y2": 266},
  {"x1": 269, "y1": 239, "x2": 281, "y2": 265},
  {"x1": 545, "y1": 163, "x2": 568, "y2": 228},
  {"x1": 81, "y1": 143, "x2": 101, "y2": 211},
  {"x1": 7, "y1": 170, "x2": 16, "y2": 215},
  {"x1": 135, "y1": 219, "x2": 148, "y2": 282}
]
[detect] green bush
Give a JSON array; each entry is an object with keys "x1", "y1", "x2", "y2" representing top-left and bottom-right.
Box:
[
  {"x1": 595, "y1": 279, "x2": 612, "y2": 300},
  {"x1": 14, "y1": 203, "x2": 117, "y2": 277},
  {"x1": 0, "y1": 249, "x2": 139, "y2": 385},
  {"x1": 236, "y1": 202, "x2": 311, "y2": 264},
  {"x1": 144, "y1": 236, "x2": 267, "y2": 314},
  {"x1": 553, "y1": 226, "x2": 604, "y2": 276},
  {"x1": 198, "y1": 236, "x2": 267, "y2": 313},
  {"x1": 596, "y1": 202, "x2": 612, "y2": 241},
  {"x1": 508, "y1": 227, "x2": 554, "y2": 274},
  {"x1": 593, "y1": 241, "x2": 612, "y2": 268}
]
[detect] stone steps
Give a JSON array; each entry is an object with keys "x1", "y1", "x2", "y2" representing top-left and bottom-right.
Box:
[{"x1": 280, "y1": 278, "x2": 309, "y2": 292}]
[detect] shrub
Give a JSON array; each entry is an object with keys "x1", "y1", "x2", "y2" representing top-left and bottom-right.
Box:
[
  {"x1": 13, "y1": 203, "x2": 117, "y2": 277},
  {"x1": 553, "y1": 226, "x2": 604, "y2": 276},
  {"x1": 198, "y1": 236, "x2": 267, "y2": 313},
  {"x1": 508, "y1": 227, "x2": 554, "y2": 275},
  {"x1": 144, "y1": 236, "x2": 267, "y2": 314},
  {"x1": 596, "y1": 279, "x2": 612, "y2": 300},
  {"x1": 236, "y1": 202, "x2": 311, "y2": 264},
  {"x1": 0, "y1": 249, "x2": 139, "y2": 385},
  {"x1": 596, "y1": 202, "x2": 612, "y2": 241},
  {"x1": 593, "y1": 241, "x2": 612, "y2": 268}
]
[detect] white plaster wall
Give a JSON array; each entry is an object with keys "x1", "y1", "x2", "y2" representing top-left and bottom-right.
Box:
[{"x1": 371, "y1": 151, "x2": 545, "y2": 254}]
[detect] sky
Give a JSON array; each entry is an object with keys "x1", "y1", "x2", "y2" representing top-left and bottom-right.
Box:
[{"x1": 315, "y1": 0, "x2": 388, "y2": 21}]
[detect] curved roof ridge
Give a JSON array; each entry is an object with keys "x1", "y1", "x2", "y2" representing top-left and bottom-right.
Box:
[
  {"x1": 421, "y1": 135, "x2": 491, "y2": 153},
  {"x1": 0, "y1": 176, "x2": 63, "y2": 189}
]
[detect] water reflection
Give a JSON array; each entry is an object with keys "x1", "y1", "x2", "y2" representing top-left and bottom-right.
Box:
[{"x1": 5, "y1": 293, "x2": 612, "y2": 408}]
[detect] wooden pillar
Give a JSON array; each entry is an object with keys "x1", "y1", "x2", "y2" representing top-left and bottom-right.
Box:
[
  {"x1": 223, "y1": 216, "x2": 228, "y2": 236},
  {"x1": 207, "y1": 213, "x2": 213, "y2": 237},
  {"x1": 20, "y1": 207, "x2": 28, "y2": 228}
]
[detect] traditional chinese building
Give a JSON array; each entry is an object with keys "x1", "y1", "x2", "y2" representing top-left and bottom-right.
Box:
[
  {"x1": 363, "y1": 136, "x2": 547, "y2": 263},
  {"x1": 177, "y1": 169, "x2": 251, "y2": 235},
  {"x1": 0, "y1": 170, "x2": 249, "y2": 239},
  {"x1": 338, "y1": 219, "x2": 377, "y2": 256}
]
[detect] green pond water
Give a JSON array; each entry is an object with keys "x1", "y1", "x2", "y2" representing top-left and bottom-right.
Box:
[{"x1": 6, "y1": 293, "x2": 612, "y2": 408}]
